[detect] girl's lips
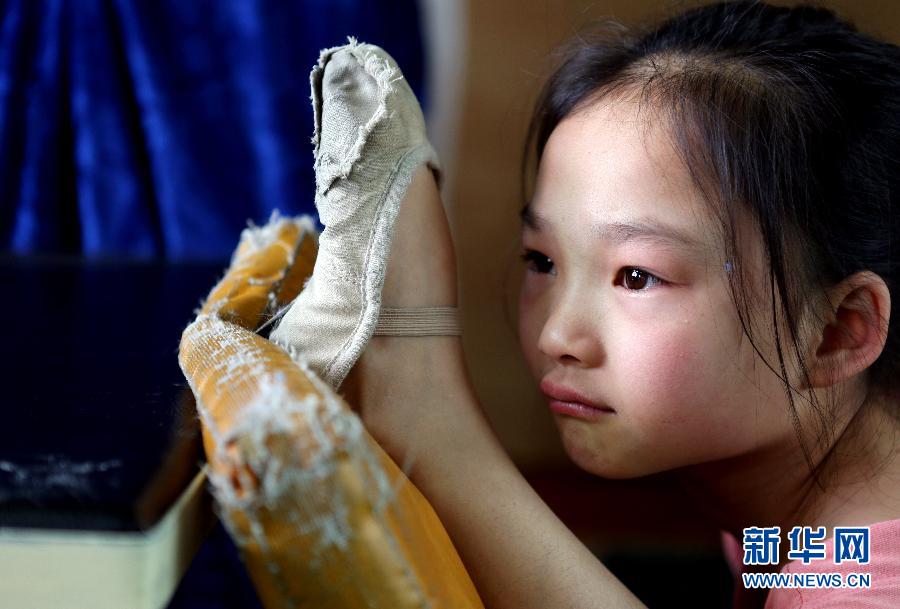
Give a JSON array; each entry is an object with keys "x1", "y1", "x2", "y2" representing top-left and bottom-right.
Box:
[
  {"x1": 539, "y1": 379, "x2": 616, "y2": 419},
  {"x1": 546, "y1": 399, "x2": 616, "y2": 420}
]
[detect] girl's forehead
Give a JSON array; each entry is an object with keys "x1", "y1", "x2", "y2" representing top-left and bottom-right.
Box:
[
  {"x1": 536, "y1": 97, "x2": 714, "y2": 234},
  {"x1": 528, "y1": 96, "x2": 766, "y2": 271},
  {"x1": 549, "y1": 97, "x2": 685, "y2": 188}
]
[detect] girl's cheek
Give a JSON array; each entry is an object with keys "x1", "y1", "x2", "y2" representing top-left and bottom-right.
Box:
[
  {"x1": 613, "y1": 319, "x2": 722, "y2": 423},
  {"x1": 517, "y1": 286, "x2": 545, "y2": 371},
  {"x1": 519, "y1": 270, "x2": 548, "y2": 303}
]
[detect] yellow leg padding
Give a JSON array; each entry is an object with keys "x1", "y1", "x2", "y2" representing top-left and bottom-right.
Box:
[
  {"x1": 200, "y1": 214, "x2": 318, "y2": 327},
  {"x1": 178, "y1": 215, "x2": 484, "y2": 608}
]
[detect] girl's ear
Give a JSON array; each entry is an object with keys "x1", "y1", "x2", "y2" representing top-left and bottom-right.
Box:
[{"x1": 804, "y1": 271, "x2": 891, "y2": 389}]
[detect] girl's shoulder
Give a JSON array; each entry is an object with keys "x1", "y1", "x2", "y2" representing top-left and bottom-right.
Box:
[{"x1": 723, "y1": 518, "x2": 900, "y2": 609}]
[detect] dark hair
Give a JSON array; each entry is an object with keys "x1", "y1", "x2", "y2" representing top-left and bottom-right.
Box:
[{"x1": 524, "y1": 0, "x2": 900, "y2": 485}]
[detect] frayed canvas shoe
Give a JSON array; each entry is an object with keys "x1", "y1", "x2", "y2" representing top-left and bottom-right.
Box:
[{"x1": 270, "y1": 38, "x2": 461, "y2": 389}]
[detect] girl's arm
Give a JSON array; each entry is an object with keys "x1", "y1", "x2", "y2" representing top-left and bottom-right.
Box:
[{"x1": 347, "y1": 337, "x2": 647, "y2": 609}]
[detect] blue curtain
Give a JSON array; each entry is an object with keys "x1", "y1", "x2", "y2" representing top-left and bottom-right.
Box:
[{"x1": 0, "y1": 0, "x2": 426, "y2": 260}]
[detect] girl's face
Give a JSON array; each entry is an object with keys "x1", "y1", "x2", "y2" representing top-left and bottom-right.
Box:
[{"x1": 518, "y1": 96, "x2": 801, "y2": 479}]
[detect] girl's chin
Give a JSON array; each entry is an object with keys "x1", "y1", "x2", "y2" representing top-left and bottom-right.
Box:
[
  {"x1": 555, "y1": 421, "x2": 662, "y2": 480},
  {"x1": 559, "y1": 434, "x2": 641, "y2": 480}
]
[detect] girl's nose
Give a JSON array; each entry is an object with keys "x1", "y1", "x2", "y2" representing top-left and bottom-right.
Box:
[{"x1": 536, "y1": 291, "x2": 604, "y2": 367}]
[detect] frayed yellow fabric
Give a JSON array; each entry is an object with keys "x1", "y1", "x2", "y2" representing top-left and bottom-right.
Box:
[
  {"x1": 178, "y1": 214, "x2": 483, "y2": 609},
  {"x1": 200, "y1": 212, "x2": 318, "y2": 328}
]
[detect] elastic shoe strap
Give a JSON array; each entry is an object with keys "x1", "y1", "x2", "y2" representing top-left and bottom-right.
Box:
[{"x1": 373, "y1": 306, "x2": 462, "y2": 336}]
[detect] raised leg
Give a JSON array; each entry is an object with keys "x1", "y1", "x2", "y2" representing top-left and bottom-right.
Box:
[{"x1": 343, "y1": 165, "x2": 645, "y2": 609}]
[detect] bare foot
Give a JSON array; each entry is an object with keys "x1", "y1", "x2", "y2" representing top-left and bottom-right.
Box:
[
  {"x1": 342, "y1": 166, "x2": 470, "y2": 462},
  {"x1": 377, "y1": 165, "x2": 458, "y2": 309}
]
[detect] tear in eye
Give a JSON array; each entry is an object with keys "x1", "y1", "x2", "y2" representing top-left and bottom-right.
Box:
[
  {"x1": 617, "y1": 267, "x2": 664, "y2": 290},
  {"x1": 520, "y1": 249, "x2": 555, "y2": 275}
]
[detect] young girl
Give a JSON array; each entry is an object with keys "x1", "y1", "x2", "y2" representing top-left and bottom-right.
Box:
[{"x1": 275, "y1": 1, "x2": 900, "y2": 607}]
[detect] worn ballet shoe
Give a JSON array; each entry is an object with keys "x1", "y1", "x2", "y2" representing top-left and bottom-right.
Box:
[{"x1": 270, "y1": 38, "x2": 461, "y2": 389}]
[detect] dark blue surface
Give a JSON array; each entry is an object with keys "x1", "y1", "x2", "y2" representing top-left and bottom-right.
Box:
[
  {"x1": 0, "y1": 0, "x2": 426, "y2": 260},
  {"x1": 0, "y1": 256, "x2": 279, "y2": 604},
  {"x1": 167, "y1": 521, "x2": 265, "y2": 609},
  {"x1": 0, "y1": 258, "x2": 222, "y2": 530}
]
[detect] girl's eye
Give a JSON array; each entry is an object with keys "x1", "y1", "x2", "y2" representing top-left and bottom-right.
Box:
[
  {"x1": 520, "y1": 249, "x2": 555, "y2": 275},
  {"x1": 616, "y1": 267, "x2": 665, "y2": 291}
]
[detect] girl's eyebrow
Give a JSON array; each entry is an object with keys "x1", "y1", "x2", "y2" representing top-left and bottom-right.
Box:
[
  {"x1": 520, "y1": 204, "x2": 547, "y2": 232},
  {"x1": 598, "y1": 219, "x2": 705, "y2": 252},
  {"x1": 520, "y1": 203, "x2": 704, "y2": 252}
]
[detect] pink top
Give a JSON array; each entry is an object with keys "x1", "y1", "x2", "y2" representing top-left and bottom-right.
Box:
[{"x1": 722, "y1": 518, "x2": 900, "y2": 608}]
